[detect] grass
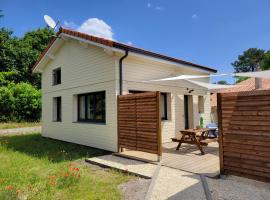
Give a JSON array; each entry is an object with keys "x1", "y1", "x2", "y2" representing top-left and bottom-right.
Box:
[
  {"x1": 0, "y1": 122, "x2": 41, "y2": 129},
  {"x1": 0, "y1": 133, "x2": 132, "y2": 199}
]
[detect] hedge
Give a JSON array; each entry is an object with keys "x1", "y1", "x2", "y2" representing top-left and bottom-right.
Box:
[{"x1": 0, "y1": 82, "x2": 41, "y2": 121}]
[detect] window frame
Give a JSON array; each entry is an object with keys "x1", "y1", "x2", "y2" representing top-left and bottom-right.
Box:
[
  {"x1": 52, "y1": 68, "x2": 61, "y2": 85},
  {"x1": 53, "y1": 96, "x2": 62, "y2": 122},
  {"x1": 77, "y1": 91, "x2": 106, "y2": 123},
  {"x1": 160, "y1": 93, "x2": 168, "y2": 120}
]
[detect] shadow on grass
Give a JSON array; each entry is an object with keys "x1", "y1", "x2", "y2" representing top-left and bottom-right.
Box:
[{"x1": 0, "y1": 133, "x2": 110, "y2": 162}]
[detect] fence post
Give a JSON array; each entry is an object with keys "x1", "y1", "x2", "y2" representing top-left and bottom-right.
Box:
[{"x1": 217, "y1": 93, "x2": 224, "y2": 174}]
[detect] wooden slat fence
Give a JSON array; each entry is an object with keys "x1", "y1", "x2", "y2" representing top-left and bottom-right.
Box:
[
  {"x1": 217, "y1": 90, "x2": 270, "y2": 182},
  {"x1": 118, "y1": 92, "x2": 161, "y2": 156}
]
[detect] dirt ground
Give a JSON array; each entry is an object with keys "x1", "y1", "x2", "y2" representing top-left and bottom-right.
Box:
[
  {"x1": 119, "y1": 178, "x2": 151, "y2": 200},
  {"x1": 207, "y1": 175, "x2": 270, "y2": 200}
]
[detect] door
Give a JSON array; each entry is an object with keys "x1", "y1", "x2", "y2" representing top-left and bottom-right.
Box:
[{"x1": 184, "y1": 95, "x2": 189, "y2": 129}]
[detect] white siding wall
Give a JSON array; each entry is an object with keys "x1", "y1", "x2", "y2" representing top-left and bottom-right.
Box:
[
  {"x1": 120, "y1": 56, "x2": 212, "y2": 142},
  {"x1": 41, "y1": 39, "x2": 118, "y2": 152}
]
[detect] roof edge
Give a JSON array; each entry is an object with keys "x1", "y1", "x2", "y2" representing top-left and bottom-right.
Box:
[{"x1": 32, "y1": 27, "x2": 217, "y2": 73}]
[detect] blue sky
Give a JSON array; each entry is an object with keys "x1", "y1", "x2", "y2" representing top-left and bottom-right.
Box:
[{"x1": 1, "y1": 0, "x2": 270, "y2": 83}]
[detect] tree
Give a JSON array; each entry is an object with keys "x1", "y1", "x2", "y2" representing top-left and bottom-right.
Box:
[
  {"x1": 217, "y1": 80, "x2": 229, "y2": 85},
  {"x1": 232, "y1": 48, "x2": 265, "y2": 72},
  {"x1": 0, "y1": 28, "x2": 54, "y2": 88},
  {"x1": 260, "y1": 51, "x2": 270, "y2": 70}
]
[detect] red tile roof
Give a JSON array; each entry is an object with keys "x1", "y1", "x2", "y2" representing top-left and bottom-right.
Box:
[
  {"x1": 32, "y1": 27, "x2": 217, "y2": 73},
  {"x1": 211, "y1": 77, "x2": 270, "y2": 107}
]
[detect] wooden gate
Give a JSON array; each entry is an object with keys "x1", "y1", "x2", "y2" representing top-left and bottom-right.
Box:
[
  {"x1": 217, "y1": 90, "x2": 270, "y2": 182},
  {"x1": 118, "y1": 92, "x2": 161, "y2": 156}
]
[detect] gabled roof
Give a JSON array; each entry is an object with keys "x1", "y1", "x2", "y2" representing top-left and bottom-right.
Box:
[
  {"x1": 211, "y1": 78, "x2": 270, "y2": 106},
  {"x1": 32, "y1": 27, "x2": 217, "y2": 73}
]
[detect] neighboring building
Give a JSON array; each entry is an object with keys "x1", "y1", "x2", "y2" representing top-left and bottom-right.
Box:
[
  {"x1": 211, "y1": 78, "x2": 270, "y2": 123},
  {"x1": 33, "y1": 27, "x2": 217, "y2": 152}
]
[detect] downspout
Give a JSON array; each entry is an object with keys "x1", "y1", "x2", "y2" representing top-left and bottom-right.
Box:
[{"x1": 119, "y1": 50, "x2": 129, "y2": 95}]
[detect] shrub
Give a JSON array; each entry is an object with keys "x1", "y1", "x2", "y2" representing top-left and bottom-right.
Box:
[
  {"x1": 10, "y1": 83, "x2": 41, "y2": 121},
  {"x1": 0, "y1": 87, "x2": 15, "y2": 121},
  {"x1": 0, "y1": 83, "x2": 41, "y2": 121}
]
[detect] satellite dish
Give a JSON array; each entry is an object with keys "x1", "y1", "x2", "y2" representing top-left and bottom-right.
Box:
[{"x1": 44, "y1": 15, "x2": 58, "y2": 30}]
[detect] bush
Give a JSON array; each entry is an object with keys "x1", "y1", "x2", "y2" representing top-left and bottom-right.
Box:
[
  {"x1": 0, "y1": 87, "x2": 15, "y2": 121},
  {"x1": 11, "y1": 83, "x2": 41, "y2": 121},
  {"x1": 0, "y1": 83, "x2": 41, "y2": 122}
]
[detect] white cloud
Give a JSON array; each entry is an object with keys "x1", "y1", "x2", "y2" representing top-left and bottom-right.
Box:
[
  {"x1": 147, "y1": 2, "x2": 163, "y2": 11},
  {"x1": 63, "y1": 20, "x2": 77, "y2": 29},
  {"x1": 192, "y1": 14, "x2": 198, "y2": 19},
  {"x1": 126, "y1": 41, "x2": 133, "y2": 46},
  {"x1": 77, "y1": 18, "x2": 114, "y2": 40}
]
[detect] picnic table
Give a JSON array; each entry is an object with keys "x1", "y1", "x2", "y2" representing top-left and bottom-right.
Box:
[{"x1": 171, "y1": 128, "x2": 218, "y2": 155}]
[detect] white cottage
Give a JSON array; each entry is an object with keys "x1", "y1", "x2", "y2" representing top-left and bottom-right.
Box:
[{"x1": 33, "y1": 27, "x2": 217, "y2": 152}]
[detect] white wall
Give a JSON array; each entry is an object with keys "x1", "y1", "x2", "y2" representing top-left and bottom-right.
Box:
[{"x1": 41, "y1": 39, "x2": 118, "y2": 152}]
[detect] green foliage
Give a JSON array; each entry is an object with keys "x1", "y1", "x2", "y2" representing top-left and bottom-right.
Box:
[
  {"x1": 0, "y1": 87, "x2": 15, "y2": 121},
  {"x1": 232, "y1": 48, "x2": 265, "y2": 72},
  {"x1": 217, "y1": 80, "x2": 229, "y2": 85},
  {"x1": 0, "y1": 27, "x2": 54, "y2": 88},
  {"x1": 0, "y1": 83, "x2": 41, "y2": 121},
  {"x1": 0, "y1": 71, "x2": 19, "y2": 86},
  {"x1": 200, "y1": 116, "x2": 204, "y2": 128},
  {"x1": 12, "y1": 83, "x2": 41, "y2": 121},
  {"x1": 260, "y1": 51, "x2": 270, "y2": 70},
  {"x1": 0, "y1": 133, "x2": 130, "y2": 199},
  {"x1": 235, "y1": 76, "x2": 249, "y2": 84}
]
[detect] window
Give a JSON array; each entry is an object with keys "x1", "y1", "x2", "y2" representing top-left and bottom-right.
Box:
[
  {"x1": 78, "y1": 91, "x2": 106, "y2": 123},
  {"x1": 52, "y1": 68, "x2": 61, "y2": 85},
  {"x1": 198, "y1": 96, "x2": 205, "y2": 113},
  {"x1": 160, "y1": 93, "x2": 168, "y2": 120},
  {"x1": 53, "y1": 97, "x2": 62, "y2": 122}
]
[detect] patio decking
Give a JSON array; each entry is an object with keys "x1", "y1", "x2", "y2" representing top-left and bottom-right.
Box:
[
  {"x1": 117, "y1": 142, "x2": 220, "y2": 178},
  {"x1": 162, "y1": 142, "x2": 220, "y2": 177}
]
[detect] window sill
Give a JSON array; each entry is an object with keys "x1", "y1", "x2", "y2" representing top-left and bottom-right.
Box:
[
  {"x1": 52, "y1": 121, "x2": 62, "y2": 122},
  {"x1": 73, "y1": 121, "x2": 106, "y2": 125}
]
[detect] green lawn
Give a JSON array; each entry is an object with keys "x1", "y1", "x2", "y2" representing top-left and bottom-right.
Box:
[
  {"x1": 0, "y1": 133, "x2": 132, "y2": 200},
  {"x1": 0, "y1": 122, "x2": 41, "y2": 129}
]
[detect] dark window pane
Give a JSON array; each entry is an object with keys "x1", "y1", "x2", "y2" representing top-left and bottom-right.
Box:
[
  {"x1": 160, "y1": 93, "x2": 167, "y2": 120},
  {"x1": 53, "y1": 68, "x2": 61, "y2": 85},
  {"x1": 87, "y1": 94, "x2": 95, "y2": 120},
  {"x1": 78, "y1": 91, "x2": 105, "y2": 123}
]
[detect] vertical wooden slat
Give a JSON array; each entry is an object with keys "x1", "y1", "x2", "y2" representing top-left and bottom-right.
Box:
[{"x1": 217, "y1": 93, "x2": 224, "y2": 174}]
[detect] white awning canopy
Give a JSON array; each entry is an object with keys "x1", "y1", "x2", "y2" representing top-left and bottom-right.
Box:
[
  {"x1": 146, "y1": 70, "x2": 270, "y2": 82},
  {"x1": 235, "y1": 70, "x2": 270, "y2": 78},
  {"x1": 186, "y1": 80, "x2": 234, "y2": 90}
]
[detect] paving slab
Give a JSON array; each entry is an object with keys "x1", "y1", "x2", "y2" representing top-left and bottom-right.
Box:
[
  {"x1": 0, "y1": 126, "x2": 41, "y2": 135},
  {"x1": 149, "y1": 166, "x2": 206, "y2": 200},
  {"x1": 86, "y1": 154, "x2": 157, "y2": 178}
]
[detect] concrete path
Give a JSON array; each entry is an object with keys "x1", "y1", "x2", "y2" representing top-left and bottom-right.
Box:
[
  {"x1": 0, "y1": 126, "x2": 41, "y2": 136},
  {"x1": 86, "y1": 155, "x2": 157, "y2": 179},
  {"x1": 86, "y1": 155, "x2": 208, "y2": 200},
  {"x1": 148, "y1": 166, "x2": 206, "y2": 200}
]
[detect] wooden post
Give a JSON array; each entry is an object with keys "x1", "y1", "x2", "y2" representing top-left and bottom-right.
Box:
[
  {"x1": 217, "y1": 93, "x2": 224, "y2": 174},
  {"x1": 117, "y1": 95, "x2": 122, "y2": 153},
  {"x1": 157, "y1": 91, "x2": 162, "y2": 160}
]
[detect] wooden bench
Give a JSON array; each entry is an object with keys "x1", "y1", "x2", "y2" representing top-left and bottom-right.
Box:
[{"x1": 171, "y1": 128, "x2": 217, "y2": 155}]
